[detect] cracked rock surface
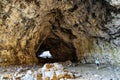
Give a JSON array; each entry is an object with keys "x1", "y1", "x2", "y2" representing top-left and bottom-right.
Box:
[{"x1": 0, "y1": 0, "x2": 120, "y2": 65}]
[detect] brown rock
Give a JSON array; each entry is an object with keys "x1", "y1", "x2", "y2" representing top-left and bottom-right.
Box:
[
  {"x1": 15, "y1": 77, "x2": 21, "y2": 80},
  {"x1": 52, "y1": 72, "x2": 58, "y2": 80},
  {"x1": 58, "y1": 74, "x2": 65, "y2": 79},
  {"x1": 46, "y1": 64, "x2": 54, "y2": 69},
  {"x1": 37, "y1": 74, "x2": 42, "y2": 80},
  {"x1": 43, "y1": 77, "x2": 50, "y2": 80},
  {"x1": 0, "y1": 0, "x2": 119, "y2": 65}
]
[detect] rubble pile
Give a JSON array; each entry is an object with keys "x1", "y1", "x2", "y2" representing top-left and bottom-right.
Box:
[{"x1": 0, "y1": 63, "x2": 80, "y2": 80}]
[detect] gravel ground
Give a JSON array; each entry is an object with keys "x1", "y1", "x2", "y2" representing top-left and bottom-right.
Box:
[
  {"x1": 0, "y1": 63, "x2": 120, "y2": 80},
  {"x1": 67, "y1": 64, "x2": 120, "y2": 80}
]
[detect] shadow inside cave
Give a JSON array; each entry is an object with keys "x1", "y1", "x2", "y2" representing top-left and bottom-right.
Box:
[{"x1": 36, "y1": 38, "x2": 78, "y2": 64}]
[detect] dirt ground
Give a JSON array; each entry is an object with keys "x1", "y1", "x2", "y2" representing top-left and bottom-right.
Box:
[{"x1": 67, "y1": 63, "x2": 120, "y2": 80}]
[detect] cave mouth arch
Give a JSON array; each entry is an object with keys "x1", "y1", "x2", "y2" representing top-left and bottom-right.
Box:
[{"x1": 36, "y1": 38, "x2": 78, "y2": 63}]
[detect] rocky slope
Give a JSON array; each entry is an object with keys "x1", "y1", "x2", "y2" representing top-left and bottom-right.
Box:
[{"x1": 0, "y1": 0, "x2": 120, "y2": 65}]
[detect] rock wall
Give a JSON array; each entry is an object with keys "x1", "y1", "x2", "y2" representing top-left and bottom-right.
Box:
[{"x1": 0, "y1": 0, "x2": 120, "y2": 65}]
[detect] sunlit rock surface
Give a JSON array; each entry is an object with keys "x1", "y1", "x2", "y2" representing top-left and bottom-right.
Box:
[
  {"x1": 0, "y1": 0, "x2": 120, "y2": 65},
  {"x1": 106, "y1": 0, "x2": 120, "y2": 8}
]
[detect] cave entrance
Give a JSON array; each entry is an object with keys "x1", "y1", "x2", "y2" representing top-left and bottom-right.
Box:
[{"x1": 36, "y1": 38, "x2": 78, "y2": 63}]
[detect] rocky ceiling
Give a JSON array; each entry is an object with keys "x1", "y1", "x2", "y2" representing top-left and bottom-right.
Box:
[{"x1": 0, "y1": 0, "x2": 120, "y2": 65}]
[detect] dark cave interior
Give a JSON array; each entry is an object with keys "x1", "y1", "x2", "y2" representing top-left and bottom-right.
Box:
[{"x1": 36, "y1": 38, "x2": 78, "y2": 63}]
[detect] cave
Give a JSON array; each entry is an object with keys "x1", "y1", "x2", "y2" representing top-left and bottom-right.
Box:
[
  {"x1": 36, "y1": 38, "x2": 78, "y2": 63},
  {"x1": 1, "y1": 0, "x2": 120, "y2": 79}
]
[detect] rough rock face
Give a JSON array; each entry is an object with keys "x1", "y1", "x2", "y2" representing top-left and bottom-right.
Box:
[
  {"x1": 0, "y1": 0, "x2": 120, "y2": 65},
  {"x1": 106, "y1": 0, "x2": 120, "y2": 8}
]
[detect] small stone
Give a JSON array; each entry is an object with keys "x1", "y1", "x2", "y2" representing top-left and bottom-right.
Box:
[
  {"x1": 43, "y1": 77, "x2": 50, "y2": 80},
  {"x1": 2, "y1": 76, "x2": 9, "y2": 80},
  {"x1": 15, "y1": 77, "x2": 21, "y2": 80},
  {"x1": 25, "y1": 70, "x2": 34, "y2": 80},
  {"x1": 27, "y1": 70, "x2": 33, "y2": 75},
  {"x1": 58, "y1": 74, "x2": 64, "y2": 79},
  {"x1": 94, "y1": 74, "x2": 99, "y2": 77},
  {"x1": 74, "y1": 73, "x2": 81, "y2": 78},
  {"x1": 52, "y1": 72, "x2": 58, "y2": 80},
  {"x1": 64, "y1": 74, "x2": 73, "y2": 79},
  {"x1": 37, "y1": 74, "x2": 42, "y2": 80}
]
